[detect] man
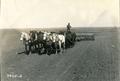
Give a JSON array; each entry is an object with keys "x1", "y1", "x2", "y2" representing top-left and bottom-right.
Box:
[{"x1": 67, "y1": 23, "x2": 71, "y2": 32}]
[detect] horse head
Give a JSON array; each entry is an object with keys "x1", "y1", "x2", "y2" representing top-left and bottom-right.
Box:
[
  {"x1": 20, "y1": 32, "x2": 25, "y2": 41},
  {"x1": 43, "y1": 32, "x2": 47, "y2": 40},
  {"x1": 20, "y1": 32, "x2": 30, "y2": 41}
]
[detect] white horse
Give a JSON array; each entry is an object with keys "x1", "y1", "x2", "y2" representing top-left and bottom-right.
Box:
[
  {"x1": 41, "y1": 31, "x2": 52, "y2": 54},
  {"x1": 57, "y1": 34, "x2": 65, "y2": 53},
  {"x1": 52, "y1": 33, "x2": 65, "y2": 54},
  {"x1": 41, "y1": 31, "x2": 65, "y2": 54},
  {"x1": 20, "y1": 32, "x2": 31, "y2": 54},
  {"x1": 20, "y1": 32, "x2": 30, "y2": 41},
  {"x1": 43, "y1": 31, "x2": 50, "y2": 40}
]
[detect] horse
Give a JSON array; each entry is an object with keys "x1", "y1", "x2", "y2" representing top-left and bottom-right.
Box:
[
  {"x1": 29, "y1": 30, "x2": 39, "y2": 51},
  {"x1": 52, "y1": 33, "x2": 65, "y2": 54},
  {"x1": 58, "y1": 34, "x2": 65, "y2": 53},
  {"x1": 39, "y1": 31, "x2": 65, "y2": 55},
  {"x1": 37, "y1": 31, "x2": 46, "y2": 54},
  {"x1": 42, "y1": 31, "x2": 53, "y2": 55},
  {"x1": 20, "y1": 32, "x2": 32, "y2": 54}
]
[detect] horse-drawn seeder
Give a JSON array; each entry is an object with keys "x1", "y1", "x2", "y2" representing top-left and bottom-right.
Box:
[{"x1": 19, "y1": 23, "x2": 95, "y2": 55}]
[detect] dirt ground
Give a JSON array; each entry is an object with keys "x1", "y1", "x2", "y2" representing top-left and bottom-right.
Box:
[{"x1": 0, "y1": 27, "x2": 119, "y2": 81}]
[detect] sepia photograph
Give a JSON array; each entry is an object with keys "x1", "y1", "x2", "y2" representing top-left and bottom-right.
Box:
[{"x1": 0, "y1": 0, "x2": 119, "y2": 81}]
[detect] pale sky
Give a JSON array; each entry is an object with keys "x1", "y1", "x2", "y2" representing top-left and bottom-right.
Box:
[{"x1": 0, "y1": 0, "x2": 119, "y2": 28}]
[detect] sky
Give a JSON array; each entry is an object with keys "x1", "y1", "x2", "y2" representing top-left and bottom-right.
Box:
[{"x1": 0, "y1": 0, "x2": 119, "y2": 28}]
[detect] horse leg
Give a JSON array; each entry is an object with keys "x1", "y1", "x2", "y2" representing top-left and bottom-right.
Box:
[
  {"x1": 38, "y1": 43, "x2": 41, "y2": 54},
  {"x1": 42, "y1": 43, "x2": 46, "y2": 54},
  {"x1": 46, "y1": 45, "x2": 49, "y2": 55},
  {"x1": 25, "y1": 44, "x2": 29, "y2": 55},
  {"x1": 40, "y1": 43, "x2": 44, "y2": 54},
  {"x1": 55, "y1": 42, "x2": 58, "y2": 54},
  {"x1": 52, "y1": 43, "x2": 55, "y2": 54},
  {"x1": 35, "y1": 42, "x2": 37, "y2": 51},
  {"x1": 28, "y1": 44, "x2": 32, "y2": 54},
  {"x1": 62, "y1": 43, "x2": 65, "y2": 53},
  {"x1": 38, "y1": 43, "x2": 43, "y2": 55},
  {"x1": 61, "y1": 42, "x2": 65, "y2": 53},
  {"x1": 33, "y1": 42, "x2": 36, "y2": 51},
  {"x1": 55, "y1": 45, "x2": 57, "y2": 54},
  {"x1": 48, "y1": 45, "x2": 52, "y2": 55},
  {"x1": 35, "y1": 43, "x2": 37, "y2": 53},
  {"x1": 33, "y1": 42, "x2": 37, "y2": 53},
  {"x1": 25, "y1": 44, "x2": 27, "y2": 54},
  {"x1": 44, "y1": 43, "x2": 48, "y2": 54},
  {"x1": 59, "y1": 41, "x2": 62, "y2": 54},
  {"x1": 32, "y1": 42, "x2": 35, "y2": 51}
]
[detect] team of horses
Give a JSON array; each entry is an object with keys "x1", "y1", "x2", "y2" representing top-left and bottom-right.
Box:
[{"x1": 20, "y1": 30, "x2": 76, "y2": 55}]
